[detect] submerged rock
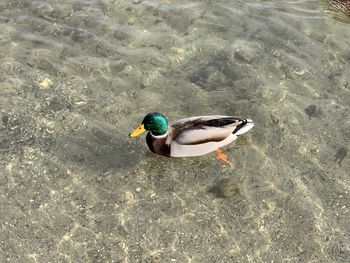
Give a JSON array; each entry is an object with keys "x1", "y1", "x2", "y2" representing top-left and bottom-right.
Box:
[
  {"x1": 32, "y1": 3, "x2": 55, "y2": 19},
  {"x1": 210, "y1": 178, "x2": 238, "y2": 198},
  {"x1": 304, "y1": 104, "x2": 322, "y2": 119},
  {"x1": 219, "y1": 178, "x2": 238, "y2": 198},
  {"x1": 231, "y1": 40, "x2": 261, "y2": 64},
  {"x1": 189, "y1": 52, "x2": 239, "y2": 91},
  {"x1": 2, "y1": 115, "x2": 9, "y2": 126},
  {"x1": 334, "y1": 147, "x2": 347, "y2": 166}
]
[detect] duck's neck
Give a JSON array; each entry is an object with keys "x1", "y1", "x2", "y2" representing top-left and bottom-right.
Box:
[
  {"x1": 150, "y1": 131, "x2": 168, "y2": 138},
  {"x1": 146, "y1": 131, "x2": 171, "y2": 157}
]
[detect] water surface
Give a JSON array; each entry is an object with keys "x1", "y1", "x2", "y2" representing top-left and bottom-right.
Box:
[{"x1": 0, "y1": 0, "x2": 349, "y2": 262}]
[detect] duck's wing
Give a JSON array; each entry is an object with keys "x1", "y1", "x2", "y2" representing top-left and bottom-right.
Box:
[
  {"x1": 171, "y1": 115, "x2": 253, "y2": 145},
  {"x1": 169, "y1": 115, "x2": 254, "y2": 157}
]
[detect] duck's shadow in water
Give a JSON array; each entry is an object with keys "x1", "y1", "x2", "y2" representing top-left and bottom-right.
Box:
[{"x1": 55, "y1": 125, "x2": 143, "y2": 171}]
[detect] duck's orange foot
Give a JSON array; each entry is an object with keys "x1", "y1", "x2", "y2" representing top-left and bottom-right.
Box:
[{"x1": 215, "y1": 149, "x2": 232, "y2": 165}]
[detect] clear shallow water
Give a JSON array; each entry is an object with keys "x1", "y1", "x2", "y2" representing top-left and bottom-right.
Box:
[{"x1": 0, "y1": 0, "x2": 349, "y2": 262}]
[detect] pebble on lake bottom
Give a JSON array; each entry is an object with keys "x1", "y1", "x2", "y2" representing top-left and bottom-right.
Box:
[
  {"x1": 304, "y1": 104, "x2": 322, "y2": 118},
  {"x1": 209, "y1": 178, "x2": 238, "y2": 198},
  {"x1": 334, "y1": 147, "x2": 347, "y2": 166}
]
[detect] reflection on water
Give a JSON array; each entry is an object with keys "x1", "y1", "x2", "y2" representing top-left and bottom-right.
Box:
[{"x1": 0, "y1": 0, "x2": 349, "y2": 262}]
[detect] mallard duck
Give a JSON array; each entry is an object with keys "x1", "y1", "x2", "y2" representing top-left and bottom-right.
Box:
[
  {"x1": 329, "y1": 0, "x2": 350, "y2": 16},
  {"x1": 129, "y1": 112, "x2": 254, "y2": 164}
]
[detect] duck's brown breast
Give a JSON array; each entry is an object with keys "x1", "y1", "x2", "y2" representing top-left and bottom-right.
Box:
[{"x1": 146, "y1": 132, "x2": 171, "y2": 157}]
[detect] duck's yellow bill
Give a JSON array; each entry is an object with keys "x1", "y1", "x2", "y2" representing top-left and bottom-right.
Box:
[{"x1": 129, "y1": 124, "x2": 146, "y2": 137}]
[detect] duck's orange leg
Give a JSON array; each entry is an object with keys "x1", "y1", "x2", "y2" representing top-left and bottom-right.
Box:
[{"x1": 215, "y1": 149, "x2": 232, "y2": 165}]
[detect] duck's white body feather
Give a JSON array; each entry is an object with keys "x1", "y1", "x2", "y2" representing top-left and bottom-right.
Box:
[{"x1": 167, "y1": 115, "x2": 254, "y2": 157}]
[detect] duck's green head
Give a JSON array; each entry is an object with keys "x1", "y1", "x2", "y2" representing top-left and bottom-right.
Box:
[{"x1": 129, "y1": 112, "x2": 168, "y2": 137}]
